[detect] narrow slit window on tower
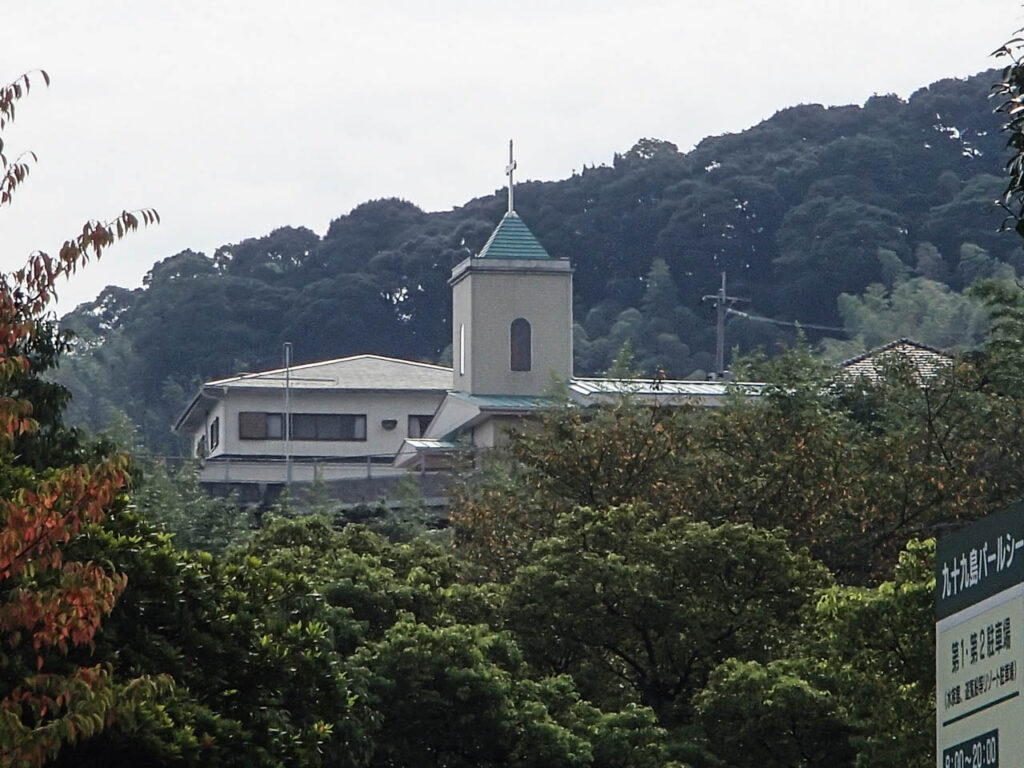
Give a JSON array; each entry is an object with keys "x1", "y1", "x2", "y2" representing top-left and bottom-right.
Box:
[{"x1": 510, "y1": 317, "x2": 531, "y2": 371}]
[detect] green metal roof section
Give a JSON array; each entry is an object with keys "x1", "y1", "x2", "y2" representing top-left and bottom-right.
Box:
[
  {"x1": 477, "y1": 212, "x2": 553, "y2": 260},
  {"x1": 453, "y1": 392, "x2": 557, "y2": 410}
]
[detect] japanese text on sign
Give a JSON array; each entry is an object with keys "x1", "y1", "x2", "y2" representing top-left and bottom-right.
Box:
[
  {"x1": 935, "y1": 503, "x2": 1024, "y2": 620},
  {"x1": 941, "y1": 612, "x2": 1017, "y2": 717},
  {"x1": 950, "y1": 617, "x2": 1012, "y2": 674},
  {"x1": 941, "y1": 534, "x2": 1022, "y2": 600}
]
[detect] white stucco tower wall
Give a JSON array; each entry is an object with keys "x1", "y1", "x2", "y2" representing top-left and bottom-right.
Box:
[{"x1": 450, "y1": 212, "x2": 573, "y2": 396}]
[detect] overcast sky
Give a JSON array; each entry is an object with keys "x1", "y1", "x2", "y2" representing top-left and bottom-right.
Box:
[{"x1": 3, "y1": 0, "x2": 1023, "y2": 313}]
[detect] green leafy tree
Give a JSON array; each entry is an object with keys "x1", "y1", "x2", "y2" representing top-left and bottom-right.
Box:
[
  {"x1": 775, "y1": 196, "x2": 910, "y2": 324},
  {"x1": 809, "y1": 539, "x2": 935, "y2": 768},
  {"x1": 691, "y1": 345, "x2": 1024, "y2": 578},
  {"x1": 697, "y1": 539, "x2": 936, "y2": 768},
  {"x1": 996, "y1": 31, "x2": 1024, "y2": 234},
  {"x1": 351, "y1": 618, "x2": 675, "y2": 768},
  {"x1": 914, "y1": 242, "x2": 952, "y2": 283},
  {"x1": 956, "y1": 242, "x2": 1013, "y2": 287},
  {"x1": 918, "y1": 175, "x2": 1009, "y2": 264},
  {"x1": 832, "y1": 277, "x2": 988, "y2": 353},
  {"x1": 58, "y1": 512, "x2": 369, "y2": 767},
  {"x1": 970, "y1": 277, "x2": 1024, "y2": 393},
  {"x1": 504, "y1": 505, "x2": 830, "y2": 729},
  {"x1": 451, "y1": 397, "x2": 695, "y2": 579},
  {"x1": 693, "y1": 659, "x2": 856, "y2": 768},
  {"x1": 460, "y1": 336, "x2": 1024, "y2": 583},
  {"x1": 63, "y1": 510, "x2": 678, "y2": 766},
  {"x1": 130, "y1": 458, "x2": 252, "y2": 554}
]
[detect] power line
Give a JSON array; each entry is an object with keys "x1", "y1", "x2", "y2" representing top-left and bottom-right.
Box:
[{"x1": 726, "y1": 307, "x2": 848, "y2": 334}]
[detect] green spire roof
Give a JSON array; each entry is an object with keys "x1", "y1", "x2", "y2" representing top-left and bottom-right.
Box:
[{"x1": 477, "y1": 212, "x2": 552, "y2": 260}]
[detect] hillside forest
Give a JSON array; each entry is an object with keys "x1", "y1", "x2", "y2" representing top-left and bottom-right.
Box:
[{"x1": 53, "y1": 68, "x2": 1020, "y2": 453}]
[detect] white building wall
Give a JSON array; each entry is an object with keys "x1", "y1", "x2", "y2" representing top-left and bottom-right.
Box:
[
  {"x1": 195, "y1": 400, "x2": 228, "y2": 459},
  {"x1": 472, "y1": 414, "x2": 529, "y2": 449},
  {"x1": 197, "y1": 458, "x2": 410, "y2": 485},
  {"x1": 210, "y1": 389, "x2": 444, "y2": 459},
  {"x1": 451, "y1": 258, "x2": 573, "y2": 397}
]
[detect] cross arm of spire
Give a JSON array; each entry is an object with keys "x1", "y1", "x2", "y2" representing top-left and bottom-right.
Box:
[{"x1": 505, "y1": 139, "x2": 516, "y2": 214}]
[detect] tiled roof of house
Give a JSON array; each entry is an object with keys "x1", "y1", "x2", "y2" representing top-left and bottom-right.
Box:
[{"x1": 839, "y1": 338, "x2": 952, "y2": 381}]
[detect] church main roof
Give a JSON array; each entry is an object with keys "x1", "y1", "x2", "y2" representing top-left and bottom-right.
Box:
[{"x1": 476, "y1": 211, "x2": 553, "y2": 260}]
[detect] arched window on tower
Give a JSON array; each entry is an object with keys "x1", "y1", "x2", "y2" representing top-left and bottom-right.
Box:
[{"x1": 510, "y1": 318, "x2": 531, "y2": 371}]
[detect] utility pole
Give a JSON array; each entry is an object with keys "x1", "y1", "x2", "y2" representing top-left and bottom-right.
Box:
[
  {"x1": 701, "y1": 272, "x2": 748, "y2": 378},
  {"x1": 283, "y1": 341, "x2": 293, "y2": 489}
]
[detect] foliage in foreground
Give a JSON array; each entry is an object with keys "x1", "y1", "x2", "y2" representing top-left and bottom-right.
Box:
[
  {"x1": 6, "y1": 294, "x2": 969, "y2": 767},
  {"x1": 49, "y1": 514, "x2": 677, "y2": 767},
  {"x1": 0, "y1": 70, "x2": 161, "y2": 767},
  {"x1": 53, "y1": 498, "x2": 934, "y2": 768}
]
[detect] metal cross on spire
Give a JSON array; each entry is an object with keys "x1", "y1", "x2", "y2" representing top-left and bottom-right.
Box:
[{"x1": 505, "y1": 139, "x2": 517, "y2": 214}]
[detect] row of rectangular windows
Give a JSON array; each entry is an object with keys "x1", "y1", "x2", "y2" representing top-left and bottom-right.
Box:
[
  {"x1": 199, "y1": 412, "x2": 435, "y2": 456},
  {"x1": 240, "y1": 412, "x2": 366, "y2": 441},
  {"x1": 233, "y1": 412, "x2": 434, "y2": 442}
]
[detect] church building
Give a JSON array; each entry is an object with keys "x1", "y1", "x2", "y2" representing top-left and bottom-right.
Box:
[{"x1": 174, "y1": 146, "x2": 749, "y2": 502}]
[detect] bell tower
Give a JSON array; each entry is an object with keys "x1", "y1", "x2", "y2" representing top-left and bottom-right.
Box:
[{"x1": 450, "y1": 141, "x2": 573, "y2": 396}]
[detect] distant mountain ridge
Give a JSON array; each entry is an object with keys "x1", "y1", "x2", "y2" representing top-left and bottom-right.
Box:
[{"x1": 56, "y1": 68, "x2": 1020, "y2": 452}]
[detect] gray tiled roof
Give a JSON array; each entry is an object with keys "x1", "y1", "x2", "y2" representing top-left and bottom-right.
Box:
[
  {"x1": 839, "y1": 338, "x2": 952, "y2": 381},
  {"x1": 206, "y1": 354, "x2": 452, "y2": 391}
]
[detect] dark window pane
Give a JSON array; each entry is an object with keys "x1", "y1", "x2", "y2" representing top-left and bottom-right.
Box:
[
  {"x1": 511, "y1": 317, "x2": 531, "y2": 371},
  {"x1": 317, "y1": 414, "x2": 344, "y2": 440},
  {"x1": 239, "y1": 411, "x2": 267, "y2": 439},
  {"x1": 338, "y1": 414, "x2": 366, "y2": 440},
  {"x1": 408, "y1": 414, "x2": 433, "y2": 438},
  {"x1": 287, "y1": 413, "x2": 366, "y2": 441},
  {"x1": 291, "y1": 413, "x2": 317, "y2": 440}
]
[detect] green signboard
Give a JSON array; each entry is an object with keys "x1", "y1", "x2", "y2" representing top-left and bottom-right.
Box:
[{"x1": 936, "y1": 501, "x2": 1024, "y2": 620}]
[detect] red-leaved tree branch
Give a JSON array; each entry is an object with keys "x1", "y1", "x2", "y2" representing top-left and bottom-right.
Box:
[{"x1": 0, "y1": 69, "x2": 160, "y2": 766}]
